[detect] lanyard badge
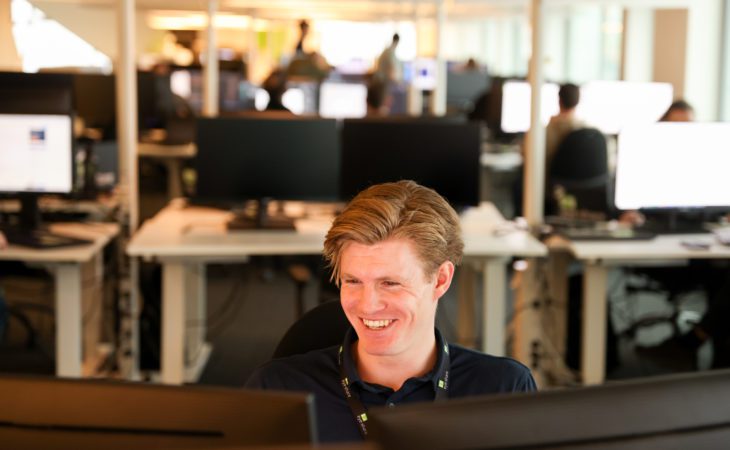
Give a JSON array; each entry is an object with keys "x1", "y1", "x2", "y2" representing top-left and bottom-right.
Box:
[{"x1": 337, "y1": 341, "x2": 451, "y2": 439}]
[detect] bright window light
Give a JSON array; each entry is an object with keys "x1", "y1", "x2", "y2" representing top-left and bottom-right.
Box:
[
  {"x1": 11, "y1": 0, "x2": 112, "y2": 73},
  {"x1": 317, "y1": 20, "x2": 416, "y2": 70}
]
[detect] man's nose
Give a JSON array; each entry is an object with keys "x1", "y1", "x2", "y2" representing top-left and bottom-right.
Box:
[{"x1": 359, "y1": 284, "x2": 385, "y2": 313}]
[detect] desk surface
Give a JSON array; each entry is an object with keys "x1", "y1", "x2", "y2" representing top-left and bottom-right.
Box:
[
  {"x1": 561, "y1": 233, "x2": 730, "y2": 262},
  {"x1": 128, "y1": 201, "x2": 546, "y2": 261},
  {"x1": 0, "y1": 222, "x2": 120, "y2": 263},
  {"x1": 137, "y1": 142, "x2": 196, "y2": 159}
]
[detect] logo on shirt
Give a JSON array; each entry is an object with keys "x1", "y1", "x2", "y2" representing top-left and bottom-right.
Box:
[
  {"x1": 341, "y1": 377, "x2": 352, "y2": 398},
  {"x1": 439, "y1": 370, "x2": 450, "y2": 390}
]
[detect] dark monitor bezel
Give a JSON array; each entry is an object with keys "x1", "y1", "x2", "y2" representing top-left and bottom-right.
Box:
[
  {"x1": 369, "y1": 369, "x2": 730, "y2": 450},
  {"x1": 340, "y1": 117, "x2": 481, "y2": 208},
  {"x1": 193, "y1": 115, "x2": 341, "y2": 204},
  {"x1": 0, "y1": 374, "x2": 317, "y2": 449}
]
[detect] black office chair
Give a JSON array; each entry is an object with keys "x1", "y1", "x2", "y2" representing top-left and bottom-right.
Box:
[
  {"x1": 547, "y1": 127, "x2": 612, "y2": 217},
  {"x1": 272, "y1": 300, "x2": 351, "y2": 359}
]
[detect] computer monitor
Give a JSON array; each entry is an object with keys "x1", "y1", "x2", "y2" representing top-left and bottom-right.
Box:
[
  {"x1": 0, "y1": 113, "x2": 74, "y2": 229},
  {"x1": 318, "y1": 81, "x2": 367, "y2": 119},
  {"x1": 0, "y1": 71, "x2": 74, "y2": 115},
  {"x1": 410, "y1": 58, "x2": 437, "y2": 91},
  {"x1": 369, "y1": 369, "x2": 730, "y2": 449},
  {"x1": 615, "y1": 122, "x2": 730, "y2": 212},
  {"x1": 614, "y1": 122, "x2": 730, "y2": 231},
  {"x1": 499, "y1": 80, "x2": 560, "y2": 134},
  {"x1": 578, "y1": 80, "x2": 673, "y2": 135},
  {"x1": 340, "y1": 118, "x2": 480, "y2": 207},
  {"x1": 0, "y1": 374, "x2": 316, "y2": 449},
  {"x1": 194, "y1": 116, "x2": 340, "y2": 227},
  {"x1": 73, "y1": 73, "x2": 117, "y2": 139},
  {"x1": 446, "y1": 71, "x2": 490, "y2": 112}
]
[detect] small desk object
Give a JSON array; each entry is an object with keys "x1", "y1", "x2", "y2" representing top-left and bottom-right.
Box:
[
  {"x1": 127, "y1": 201, "x2": 547, "y2": 384},
  {"x1": 0, "y1": 222, "x2": 120, "y2": 377}
]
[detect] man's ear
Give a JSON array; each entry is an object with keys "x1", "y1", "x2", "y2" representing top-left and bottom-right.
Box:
[{"x1": 432, "y1": 261, "x2": 455, "y2": 302}]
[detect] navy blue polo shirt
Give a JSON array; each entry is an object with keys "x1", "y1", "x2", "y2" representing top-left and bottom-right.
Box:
[{"x1": 245, "y1": 328, "x2": 536, "y2": 443}]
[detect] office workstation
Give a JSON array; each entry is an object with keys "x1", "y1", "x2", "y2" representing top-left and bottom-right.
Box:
[{"x1": 3, "y1": 0, "x2": 730, "y2": 447}]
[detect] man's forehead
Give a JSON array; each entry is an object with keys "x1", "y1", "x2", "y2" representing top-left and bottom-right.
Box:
[{"x1": 339, "y1": 238, "x2": 429, "y2": 277}]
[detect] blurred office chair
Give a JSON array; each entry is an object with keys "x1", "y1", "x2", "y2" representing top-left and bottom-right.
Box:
[
  {"x1": 547, "y1": 127, "x2": 611, "y2": 217},
  {"x1": 272, "y1": 300, "x2": 350, "y2": 359}
]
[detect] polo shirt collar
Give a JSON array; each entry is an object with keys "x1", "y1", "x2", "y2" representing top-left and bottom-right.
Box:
[{"x1": 339, "y1": 327, "x2": 449, "y2": 393}]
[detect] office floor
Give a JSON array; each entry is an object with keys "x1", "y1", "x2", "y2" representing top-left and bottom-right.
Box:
[{"x1": 0, "y1": 160, "x2": 712, "y2": 386}]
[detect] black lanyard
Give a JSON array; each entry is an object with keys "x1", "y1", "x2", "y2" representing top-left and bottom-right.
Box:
[{"x1": 337, "y1": 342, "x2": 451, "y2": 439}]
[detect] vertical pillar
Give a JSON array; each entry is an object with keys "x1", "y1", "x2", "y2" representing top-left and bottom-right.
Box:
[
  {"x1": 621, "y1": 7, "x2": 654, "y2": 82},
  {"x1": 523, "y1": 0, "x2": 546, "y2": 226},
  {"x1": 203, "y1": 0, "x2": 219, "y2": 117},
  {"x1": 117, "y1": 0, "x2": 141, "y2": 380},
  {"x1": 0, "y1": 0, "x2": 22, "y2": 70},
  {"x1": 429, "y1": 0, "x2": 447, "y2": 116}
]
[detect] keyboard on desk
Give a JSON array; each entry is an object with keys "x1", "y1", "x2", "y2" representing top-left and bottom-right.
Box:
[
  {"x1": 557, "y1": 227, "x2": 657, "y2": 241},
  {"x1": 1, "y1": 227, "x2": 93, "y2": 249}
]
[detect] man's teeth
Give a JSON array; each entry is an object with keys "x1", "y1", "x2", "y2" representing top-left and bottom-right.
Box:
[{"x1": 362, "y1": 319, "x2": 393, "y2": 329}]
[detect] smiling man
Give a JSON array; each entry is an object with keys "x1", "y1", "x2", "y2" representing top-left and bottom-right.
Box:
[{"x1": 245, "y1": 180, "x2": 536, "y2": 442}]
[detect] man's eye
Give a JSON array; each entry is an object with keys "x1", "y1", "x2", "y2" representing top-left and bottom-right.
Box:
[
  {"x1": 343, "y1": 278, "x2": 360, "y2": 285},
  {"x1": 383, "y1": 280, "x2": 400, "y2": 287}
]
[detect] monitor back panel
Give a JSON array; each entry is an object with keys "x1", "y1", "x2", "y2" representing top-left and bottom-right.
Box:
[
  {"x1": 0, "y1": 375, "x2": 316, "y2": 449},
  {"x1": 195, "y1": 116, "x2": 340, "y2": 203},
  {"x1": 369, "y1": 369, "x2": 730, "y2": 450},
  {"x1": 341, "y1": 118, "x2": 481, "y2": 207}
]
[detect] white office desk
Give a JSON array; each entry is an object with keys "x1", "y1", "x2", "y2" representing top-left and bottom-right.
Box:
[
  {"x1": 552, "y1": 233, "x2": 730, "y2": 385},
  {"x1": 0, "y1": 222, "x2": 120, "y2": 377},
  {"x1": 127, "y1": 201, "x2": 547, "y2": 384}
]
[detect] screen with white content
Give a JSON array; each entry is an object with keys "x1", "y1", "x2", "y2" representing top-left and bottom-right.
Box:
[
  {"x1": 500, "y1": 81, "x2": 560, "y2": 133},
  {"x1": 412, "y1": 58, "x2": 437, "y2": 91},
  {"x1": 282, "y1": 88, "x2": 305, "y2": 115},
  {"x1": 319, "y1": 82, "x2": 367, "y2": 119},
  {"x1": 577, "y1": 81, "x2": 673, "y2": 135},
  {"x1": 0, "y1": 114, "x2": 73, "y2": 194},
  {"x1": 615, "y1": 122, "x2": 730, "y2": 210}
]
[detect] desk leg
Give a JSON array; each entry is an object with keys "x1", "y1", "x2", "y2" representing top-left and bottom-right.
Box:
[
  {"x1": 55, "y1": 264, "x2": 83, "y2": 378},
  {"x1": 164, "y1": 159, "x2": 183, "y2": 199},
  {"x1": 161, "y1": 262, "x2": 186, "y2": 385},
  {"x1": 483, "y1": 259, "x2": 506, "y2": 356},
  {"x1": 582, "y1": 263, "x2": 608, "y2": 385},
  {"x1": 456, "y1": 264, "x2": 476, "y2": 348},
  {"x1": 185, "y1": 263, "x2": 206, "y2": 366}
]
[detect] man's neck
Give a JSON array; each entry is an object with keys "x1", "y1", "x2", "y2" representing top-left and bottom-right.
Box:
[{"x1": 353, "y1": 336, "x2": 438, "y2": 392}]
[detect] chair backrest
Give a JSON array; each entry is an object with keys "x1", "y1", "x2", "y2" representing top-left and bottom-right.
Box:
[
  {"x1": 272, "y1": 300, "x2": 351, "y2": 359},
  {"x1": 548, "y1": 127, "x2": 611, "y2": 214}
]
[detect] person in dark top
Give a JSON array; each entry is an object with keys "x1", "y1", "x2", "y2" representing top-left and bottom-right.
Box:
[{"x1": 246, "y1": 180, "x2": 537, "y2": 443}]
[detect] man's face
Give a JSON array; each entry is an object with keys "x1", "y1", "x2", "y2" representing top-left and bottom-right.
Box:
[{"x1": 339, "y1": 237, "x2": 451, "y2": 360}]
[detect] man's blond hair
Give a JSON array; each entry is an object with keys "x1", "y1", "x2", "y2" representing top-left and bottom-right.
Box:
[{"x1": 323, "y1": 180, "x2": 463, "y2": 284}]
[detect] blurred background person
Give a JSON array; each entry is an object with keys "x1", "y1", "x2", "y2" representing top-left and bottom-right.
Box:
[
  {"x1": 660, "y1": 99, "x2": 695, "y2": 122},
  {"x1": 366, "y1": 77, "x2": 392, "y2": 116},
  {"x1": 545, "y1": 83, "x2": 583, "y2": 170},
  {"x1": 374, "y1": 33, "x2": 401, "y2": 83}
]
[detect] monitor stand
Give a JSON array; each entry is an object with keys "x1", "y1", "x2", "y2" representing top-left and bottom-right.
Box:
[
  {"x1": 227, "y1": 198, "x2": 295, "y2": 230},
  {"x1": 0, "y1": 194, "x2": 92, "y2": 249}
]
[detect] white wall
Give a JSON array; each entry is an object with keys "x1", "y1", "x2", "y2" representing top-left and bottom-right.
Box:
[
  {"x1": 684, "y1": 0, "x2": 724, "y2": 120},
  {"x1": 32, "y1": 1, "x2": 165, "y2": 66},
  {"x1": 653, "y1": 9, "x2": 687, "y2": 99},
  {"x1": 0, "y1": 0, "x2": 22, "y2": 70}
]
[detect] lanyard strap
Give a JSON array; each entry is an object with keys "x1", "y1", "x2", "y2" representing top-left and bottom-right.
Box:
[{"x1": 337, "y1": 342, "x2": 451, "y2": 439}]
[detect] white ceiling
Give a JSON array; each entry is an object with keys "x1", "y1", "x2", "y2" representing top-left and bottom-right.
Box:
[{"x1": 28, "y1": 0, "x2": 692, "y2": 20}]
